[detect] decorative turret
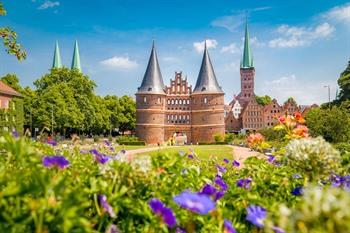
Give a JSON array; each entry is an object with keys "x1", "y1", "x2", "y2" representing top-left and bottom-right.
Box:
[
  {"x1": 193, "y1": 41, "x2": 223, "y2": 93},
  {"x1": 71, "y1": 40, "x2": 82, "y2": 72},
  {"x1": 241, "y1": 20, "x2": 254, "y2": 69},
  {"x1": 191, "y1": 40, "x2": 225, "y2": 143},
  {"x1": 137, "y1": 41, "x2": 165, "y2": 94},
  {"x1": 135, "y1": 42, "x2": 166, "y2": 145},
  {"x1": 52, "y1": 41, "x2": 62, "y2": 69}
]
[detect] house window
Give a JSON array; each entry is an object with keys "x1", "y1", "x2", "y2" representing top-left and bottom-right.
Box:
[
  {"x1": 167, "y1": 99, "x2": 170, "y2": 105},
  {"x1": 143, "y1": 97, "x2": 147, "y2": 103},
  {"x1": 175, "y1": 99, "x2": 178, "y2": 105},
  {"x1": 204, "y1": 98, "x2": 208, "y2": 104},
  {"x1": 171, "y1": 99, "x2": 174, "y2": 105}
]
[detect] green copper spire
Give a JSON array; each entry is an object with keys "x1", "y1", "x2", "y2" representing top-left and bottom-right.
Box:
[
  {"x1": 52, "y1": 41, "x2": 62, "y2": 68},
  {"x1": 241, "y1": 19, "x2": 254, "y2": 69},
  {"x1": 71, "y1": 40, "x2": 82, "y2": 72}
]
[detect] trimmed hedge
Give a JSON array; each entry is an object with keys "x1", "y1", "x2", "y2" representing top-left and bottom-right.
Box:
[{"x1": 118, "y1": 141, "x2": 146, "y2": 146}]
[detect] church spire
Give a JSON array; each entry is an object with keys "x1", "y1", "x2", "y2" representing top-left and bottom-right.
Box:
[
  {"x1": 71, "y1": 40, "x2": 82, "y2": 72},
  {"x1": 193, "y1": 40, "x2": 223, "y2": 93},
  {"x1": 137, "y1": 41, "x2": 165, "y2": 94},
  {"x1": 241, "y1": 19, "x2": 254, "y2": 69},
  {"x1": 52, "y1": 41, "x2": 62, "y2": 69}
]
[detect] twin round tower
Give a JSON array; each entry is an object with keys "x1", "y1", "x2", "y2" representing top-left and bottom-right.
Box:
[{"x1": 135, "y1": 41, "x2": 225, "y2": 144}]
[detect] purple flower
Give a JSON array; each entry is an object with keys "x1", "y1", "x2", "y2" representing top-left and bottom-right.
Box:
[
  {"x1": 200, "y1": 184, "x2": 217, "y2": 196},
  {"x1": 246, "y1": 205, "x2": 266, "y2": 228},
  {"x1": 160, "y1": 206, "x2": 177, "y2": 228},
  {"x1": 330, "y1": 174, "x2": 350, "y2": 191},
  {"x1": 272, "y1": 226, "x2": 285, "y2": 233},
  {"x1": 215, "y1": 176, "x2": 228, "y2": 191},
  {"x1": 12, "y1": 130, "x2": 19, "y2": 138},
  {"x1": 188, "y1": 154, "x2": 194, "y2": 159},
  {"x1": 98, "y1": 194, "x2": 116, "y2": 218},
  {"x1": 292, "y1": 173, "x2": 302, "y2": 179},
  {"x1": 223, "y1": 219, "x2": 237, "y2": 233},
  {"x1": 90, "y1": 149, "x2": 110, "y2": 164},
  {"x1": 173, "y1": 191, "x2": 215, "y2": 214},
  {"x1": 232, "y1": 160, "x2": 240, "y2": 167},
  {"x1": 216, "y1": 165, "x2": 227, "y2": 173},
  {"x1": 42, "y1": 155, "x2": 69, "y2": 169},
  {"x1": 149, "y1": 198, "x2": 176, "y2": 228},
  {"x1": 175, "y1": 227, "x2": 186, "y2": 233},
  {"x1": 223, "y1": 158, "x2": 229, "y2": 164},
  {"x1": 237, "y1": 178, "x2": 252, "y2": 189},
  {"x1": 292, "y1": 187, "x2": 303, "y2": 196},
  {"x1": 149, "y1": 198, "x2": 164, "y2": 215},
  {"x1": 267, "y1": 155, "x2": 275, "y2": 163},
  {"x1": 214, "y1": 190, "x2": 225, "y2": 201},
  {"x1": 46, "y1": 139, "x2": 57, "y2": 146},
  {"x1": 106, "y1": 224, "x2": 121, "y2": 233},
  {"x1": 104, "y1": 139, "x2": 111, "y2": 146}
]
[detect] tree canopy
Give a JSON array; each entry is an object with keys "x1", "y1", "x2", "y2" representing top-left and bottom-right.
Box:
[
  {"x1": 284, "y1": 97, "x2": 297, "y2": 106},
  {"x1": 338, "y1": 59, "x2": 350, "y2": 102},
  {"x1": 0, "y1": 2, "x2": 26, "y2": 60},
  {"x1": 255, "y1": 95, "x2": 272, "y2": 106}
]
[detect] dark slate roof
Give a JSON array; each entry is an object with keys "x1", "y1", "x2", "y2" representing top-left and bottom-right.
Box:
[
  {"x1": 193, "y1": 42, "x2": 223, "y2": 94},
  {"x1": 137, "y1": 42, "x2": 165, "y2": 94}
]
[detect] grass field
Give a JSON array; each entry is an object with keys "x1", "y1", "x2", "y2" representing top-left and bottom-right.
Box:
[
  {"x1": 136, "y1": 145, "x2": 234, "y2": 160},
  {"x1": 114, "y1": 145, "x2": 153, "y2": 151}
]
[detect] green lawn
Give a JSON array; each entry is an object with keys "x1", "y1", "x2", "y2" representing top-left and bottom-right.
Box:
[
  {"x1": 137, "y1": 145, "x2": 234, "y2": 160},
  {"x1": 114, "y1": 145, "x2": 152, "y2": 151}
]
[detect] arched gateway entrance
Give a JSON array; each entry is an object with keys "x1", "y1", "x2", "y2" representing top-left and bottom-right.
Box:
[{"x1": 169, "y1": 132, "x2": 187, "y2": 145}]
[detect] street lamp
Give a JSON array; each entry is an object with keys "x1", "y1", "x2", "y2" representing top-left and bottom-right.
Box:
[
  {"x1": 323, "y1": 85, "x2": 331, "y2": 110},
  {"x1": 51, "y1": 104, "x2": 54, "y2": 135}
]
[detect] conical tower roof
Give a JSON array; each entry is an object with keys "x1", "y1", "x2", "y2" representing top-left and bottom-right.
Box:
[
  {"x1": 52, "y1": 41, "x2": 62, "y2": 68},
  {"x1": 71, "y1": 40, "x2": 82, "y2": 72},
  {"x1": 137, "y1": 42, "x2": 165, "y2": 94},
  {"x1": 241, "y1": 19, "x2": 254, "y2": 69},
  {"x1": 193, "y1": 41, "x2": 223, "y2": 93}
]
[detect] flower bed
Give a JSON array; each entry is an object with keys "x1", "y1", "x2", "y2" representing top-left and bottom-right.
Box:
[{"x1": 0, "y1": 113, "x2": 349, "y2": 232}]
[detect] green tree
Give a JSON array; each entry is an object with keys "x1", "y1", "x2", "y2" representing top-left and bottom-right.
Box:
[
  {"x1": 256, "y1": 95, "x2": 272, "y2": 106},
  {"x1": 1, "y1": 73, "x2": 23, "y2": 92},
  {"x1": 0, "y1": 2, "x2": 26, "y2": 60},
  {"x1": 32, "y1": 68, "x2": 96, "y2": 134},
  {"x1": 338, "y1": 59, "x2": 350, "y2": 102},
  {"x1": 284, "y1": 97, "x2": 297, "y2": 105},
  {"x1": 306, "y1": 106, "x2": 350, "y2": 143},
  {"x1": 117, "y1": 95, "x2": 136, "y2": 133}
]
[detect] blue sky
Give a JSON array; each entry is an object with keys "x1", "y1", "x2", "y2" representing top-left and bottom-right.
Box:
[{"x1": 1, "y1": 0, "x2": 350, "y2": 104}]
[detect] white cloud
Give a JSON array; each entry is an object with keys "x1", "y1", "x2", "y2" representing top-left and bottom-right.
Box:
[
  {"x1": 211, "y1": 14, "x2": 245, "y2": 32},
  {"x1": 261, "y1": 74, "x2": 335, "y2": 105},
  {"x1": 193, "y1": 39, "x2": 218, "y2": 53},
  {"x1": 269, "y1": 22, "x2": 335, "y2": 48},
  {"x1": 38, "y1": 1, "x2": 60, "y2": 10},
  {"x1": 221, "y1": 43, "x2": 240, "y2": 54},
  {"x1": 100, "y1": 56, "x2": 138, "y2": 70},
  {"x1": 162, "y1": 56, "x2": 180, "y2": 63},
  {"x1": 323, "y1": 3, "x2": 350, "y2": 24}
]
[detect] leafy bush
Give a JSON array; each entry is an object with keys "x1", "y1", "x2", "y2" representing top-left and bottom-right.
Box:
[
  {"x1": 213, "y1": 133, "x2": 223, "y2": 143},
  {"x1": 259, "y1": 127, "x2": 285, "y2": 141}
]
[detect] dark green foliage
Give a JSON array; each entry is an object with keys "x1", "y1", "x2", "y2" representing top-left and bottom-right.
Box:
[
  {"x1": 284, "y1": 97, "x2": 297, "y2": 106},
  {"x1": 255, "y1": 95, "x2": 272, "y2": 106},
  {"x1": 116, "y1": 135, "x2": 145, "y2": 145},
  {"x1": 338, "y1": 59, "x2": 350, "y2": 102},
  {"x1": 259, "y1": 127, "x2": 286, "y2": 141},
  {"x1": 306, "y1": 106, "x2": 350, "y2": 143}
]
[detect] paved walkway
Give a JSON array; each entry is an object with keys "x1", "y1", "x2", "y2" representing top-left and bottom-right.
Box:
[
  {"x1": 225, "y1": 145, "x2": 260, "y2": 167},
  {"x1": 125, "y1": 145, "x2": 260, "y2": 167}
]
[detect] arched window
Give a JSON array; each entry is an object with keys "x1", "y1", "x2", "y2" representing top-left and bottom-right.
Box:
[
  {"x1": 179, "y1": 99, "x2": 182, "y2": 105},
  {"x1": 143, "y1": 97, "x2": 147, "y2": 103},
  {"x1": 167, "y1": 99, "x2": 170, "y2": 105},
  {"x1": 171, "y1": 99, "x2": 174, "y2": 105},
  {"x1": 204, "y1": 97, "x2": 208, "y2": 104},
  {"x1": 175, "y1": 99, "x2": 178, "y2": 105}
]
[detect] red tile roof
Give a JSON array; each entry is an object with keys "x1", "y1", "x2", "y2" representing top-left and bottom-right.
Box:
[{"x1": 0, "y1": 81, "x2": 21, "y2": 97}]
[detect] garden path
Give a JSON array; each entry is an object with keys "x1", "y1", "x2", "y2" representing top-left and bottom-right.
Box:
[
  {"x1": 125, "y1": 145, "x2": 259, "y2": 167},
  {"x1": 225, "y1": 145, "x2": 260, "y2": 168}
]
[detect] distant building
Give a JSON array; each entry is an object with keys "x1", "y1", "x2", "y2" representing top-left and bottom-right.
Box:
[
  {"x1": 0, "y1": 81, "x2": 23, "y2": 133},
  {"x1": 135, "y1": 42, "x2": 225, "y2": 144},
  {"x1": 225, "y1": 20, "x2": 316, "y2": 133}
]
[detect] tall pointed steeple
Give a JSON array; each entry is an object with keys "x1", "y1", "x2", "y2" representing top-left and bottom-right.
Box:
[
  {"x1": 241, "y1": 19, "x2": 254, "y2": 69},
  {"x1": 137, "y1": 41, "x2": 165, "y2": 94},
  {"x1": 193, "y1": 40, "x2": 223, "y2": 93},
  {"x1": 52, "y1": 41, "x2": 62, "y2": 69},
  {"x1": 71, "y1": 40, "x2": 82, "y2": 72}
]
